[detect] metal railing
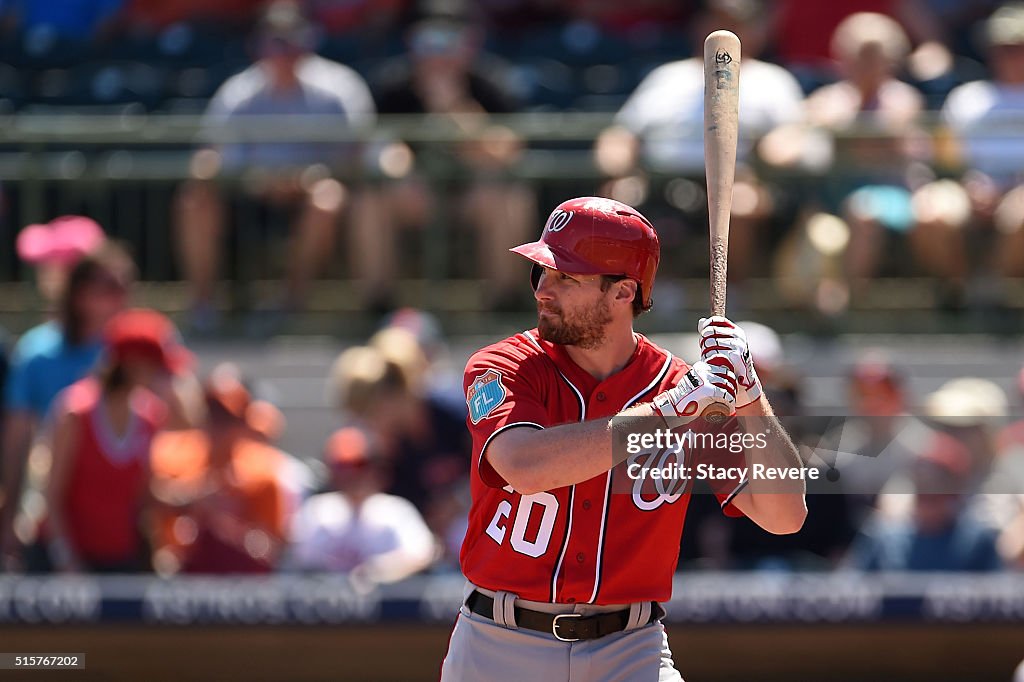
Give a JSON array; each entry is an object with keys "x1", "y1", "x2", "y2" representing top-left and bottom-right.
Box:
[{"x1": 0, "y1": 111, "x2": 1006, "y2": 284}]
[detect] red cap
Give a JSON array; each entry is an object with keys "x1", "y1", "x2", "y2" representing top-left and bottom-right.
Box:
[
  {"x1": 510, "y1": 197, "x2": 660, "y2": 308},
  {"x1": 16, "y1": 216, "x2": 105, "y2": 267},
  {"x1": 104, "y1": 308, "x2": 193, "y2": 374},
  {"x1": 324, "y1": 427, "x2": 374, "y2": 467}
]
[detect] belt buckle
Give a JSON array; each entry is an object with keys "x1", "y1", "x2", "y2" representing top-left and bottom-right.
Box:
[{"x1": 552, "y1": 613, "x2": 582, "y2": 642}]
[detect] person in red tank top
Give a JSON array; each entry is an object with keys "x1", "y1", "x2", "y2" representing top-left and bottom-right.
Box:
[
  {"x1": 44, "y1": 309, "x2": 194, "y2": 573},
  {"x1": 441, "y1": 197, "x2": 808, "y2": 682}
]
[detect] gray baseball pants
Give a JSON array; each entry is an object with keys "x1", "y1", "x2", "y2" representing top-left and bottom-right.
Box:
[{"x1": 440, "y1": 587, "x2": 683, "y2": 682}]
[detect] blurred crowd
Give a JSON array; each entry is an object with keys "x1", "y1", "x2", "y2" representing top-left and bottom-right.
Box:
[
  {"x1": 0, "y1": 220, "x2": 1022, "y2": 581},
  {"x1": 681, "y1": 337, "x2": 1024, "y2": 573},
  {"x1": 1, "y1": 0, "x2": 1024, "y2": 327}
]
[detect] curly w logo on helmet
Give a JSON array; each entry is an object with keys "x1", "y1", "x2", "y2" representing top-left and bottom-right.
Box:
[{"x1": 545, "y1": 209, "x2": 574, "y2": 233}]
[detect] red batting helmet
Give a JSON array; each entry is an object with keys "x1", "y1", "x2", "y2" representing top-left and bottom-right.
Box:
[{"x1": 510, "y1": 197, "x2": 660, "y2": 309}]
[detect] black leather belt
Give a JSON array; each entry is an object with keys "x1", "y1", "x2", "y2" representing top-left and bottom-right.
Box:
[{"x1": 465, "y1": 590, "x2": 663, "y2": 642}]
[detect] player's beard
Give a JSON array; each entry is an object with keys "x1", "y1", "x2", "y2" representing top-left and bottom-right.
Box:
[{"x1": 537, "y1": 296, "x2": 613, "y2": 349}]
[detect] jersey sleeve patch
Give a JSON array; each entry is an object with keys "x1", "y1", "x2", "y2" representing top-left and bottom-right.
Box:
[{"x1": 467, "y1": 369, "x2": 508, "y2": 424}]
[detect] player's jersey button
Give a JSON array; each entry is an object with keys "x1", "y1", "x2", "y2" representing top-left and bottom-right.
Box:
[
  {"x1": 582, "y1": 499, "x2": 592, "y2": 510},
  {"x1": 596, "y1": 392, "x2": 607, "y2": 401},
  {"x1": 576, "y1": 552, "x2": 585, "y2": 563}
]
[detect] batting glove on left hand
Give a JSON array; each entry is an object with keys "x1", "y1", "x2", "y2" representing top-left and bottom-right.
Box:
[
  {"x1": 652, "y1": 360, "x2": 737, "y2": 423},
  {"x1": 698, "y1": 316, "x2": 763, "y2": 409}
]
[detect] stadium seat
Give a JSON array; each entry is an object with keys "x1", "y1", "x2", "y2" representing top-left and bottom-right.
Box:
[
  {"x1": 30, "y1": 68, "x2": 75, "y2": 105},
  {"x1": 16, "y1": 29, "x2": 91, "y2": 69},
  {"x1": 0, "y1": 64, "x2": 26, "y2": 110},
  {"x1": 517, "y1": 58, "x2": 576, "y2": 110},
  {"x1": 80, "y1": 62, "x2": 165, "y2": 109}
]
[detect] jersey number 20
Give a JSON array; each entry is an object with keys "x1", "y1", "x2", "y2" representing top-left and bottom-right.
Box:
[{"x1": 485, "y1": 493, "x2": 558, "y2": 557}]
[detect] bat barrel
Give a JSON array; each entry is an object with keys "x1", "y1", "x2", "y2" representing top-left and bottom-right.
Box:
[{"x1": 703, "y1": 30, "x2": 741, "y2": 319}]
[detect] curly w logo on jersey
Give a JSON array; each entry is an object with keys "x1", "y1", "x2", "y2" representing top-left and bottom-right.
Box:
[
  {"x1": 467, "y1": 369, "x2": 507, "y2": 424},
  {"x1": 545, "y1": 209, "x2": 574, "y2": 233}
]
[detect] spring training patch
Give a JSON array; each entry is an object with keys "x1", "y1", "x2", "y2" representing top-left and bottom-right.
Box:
[{"x1": 467, "y1": 369, "x2": 507, "y2": 424}]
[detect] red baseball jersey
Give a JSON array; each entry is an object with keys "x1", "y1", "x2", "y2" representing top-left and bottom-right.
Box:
[{"x1": 460, "y1": 330, "x2": 747, "y2": 605}]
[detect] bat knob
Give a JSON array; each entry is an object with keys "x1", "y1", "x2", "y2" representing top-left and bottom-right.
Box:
[{"x1": 701, "y1": 402, "x2": 732, "y2": 425}]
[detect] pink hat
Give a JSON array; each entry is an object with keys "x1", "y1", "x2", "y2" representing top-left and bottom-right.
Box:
[{"x1": 16, "y1": 216, "x2": 106, "y2": 267}]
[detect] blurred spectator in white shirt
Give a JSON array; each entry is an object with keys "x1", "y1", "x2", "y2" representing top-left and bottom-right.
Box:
[
  {"x1": 594, "y1": 0, "x2": 804, "y2": 287},
  {"x1": 286, "y1": 427, "x2": 436, "y2": 586},
  {"x1": 909, "y1": 2, "x2": 1024, "y2": 308},
  {"x1": 174, "y1": 0, "x2": 384, "y2": 331},
  {"x1": 608, "y1": 15, "x2": 803, "y2": 174},
  {"x1": 804, "y1": 13, "x2": 925, "y2": 306}
]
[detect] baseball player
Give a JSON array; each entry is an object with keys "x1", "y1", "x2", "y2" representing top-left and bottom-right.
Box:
[{"x1": 441, "y1": 197, "x2": 807, "y2": 681}]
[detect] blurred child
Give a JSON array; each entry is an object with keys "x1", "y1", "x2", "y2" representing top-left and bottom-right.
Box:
[
  {"x1": 43, "y1": 309, "x2": 193, "y2": 572},
  {"x1": 149, "y1": 363, "x2": 290, "y2": 574},
  {"x1": 286, "y1": 427, "x2": 436, "y2": 586},
  {"x1": 329, "y1": 339, "x2": 470, "y2": 518}
]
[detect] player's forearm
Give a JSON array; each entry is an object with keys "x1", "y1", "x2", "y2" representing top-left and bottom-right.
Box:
[
  {"x1": 733, "y1": 394, "x2": 807, "y2": 534},
  {"x1": 488, "y1": 404, "x2": 657, "y2": 494}
]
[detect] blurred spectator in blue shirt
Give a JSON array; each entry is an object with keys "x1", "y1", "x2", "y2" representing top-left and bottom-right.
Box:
[
  {"x1": 4, "y1": 242, "x2": 132, "y2": 430},
  {"x1": 1, "y1": 242, "x2": 135, "y2": 572},
  {"x1": 846, "y1": 431, "x2": 1004, "y2": 572}
]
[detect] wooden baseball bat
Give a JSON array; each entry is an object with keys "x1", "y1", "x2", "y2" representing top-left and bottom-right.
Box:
[{"x1": 702, "y1": 30, "x2": 741, "y2": 422}]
